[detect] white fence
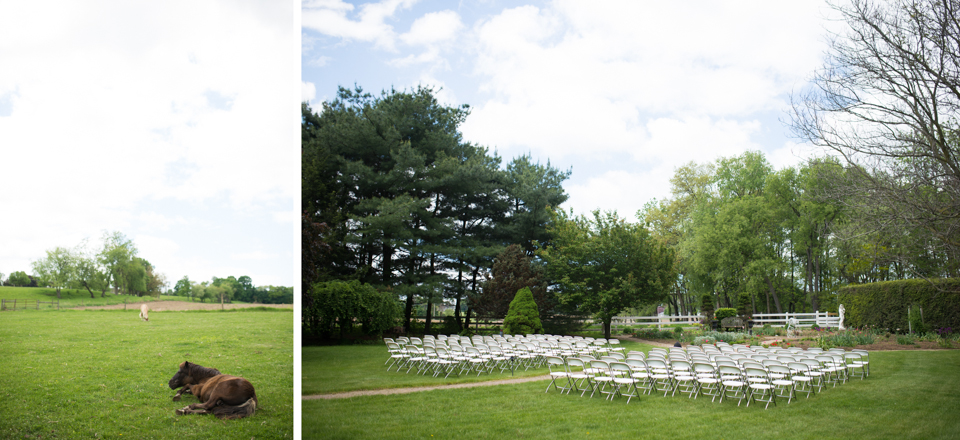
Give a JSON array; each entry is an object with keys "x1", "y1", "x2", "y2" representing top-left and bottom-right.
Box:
[{"x1": 611, "y1": 311, "x2": 839, "y2": 330}]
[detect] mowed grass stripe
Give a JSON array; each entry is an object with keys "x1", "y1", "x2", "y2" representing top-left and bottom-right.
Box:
[
  {"x1": 303, "y1": 348, "x2": 960, "y2": 440},
  {"x1": 0, "y1": 309, "x2": 293, "y2": 439}
]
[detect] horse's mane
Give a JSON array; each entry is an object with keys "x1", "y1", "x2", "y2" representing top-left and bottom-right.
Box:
[{"x1": 187, "y1": 362, "x2": 222, "y2": 379}]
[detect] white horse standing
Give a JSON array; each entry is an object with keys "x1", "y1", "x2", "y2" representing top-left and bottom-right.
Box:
[{"x1": 140, "y1": 304, "x2": 150, "y2": 322}]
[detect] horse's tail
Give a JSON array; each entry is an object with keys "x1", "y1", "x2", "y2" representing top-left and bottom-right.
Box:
[{"x1": 212, "y1": 397, "x2": 257, "y2": 420}]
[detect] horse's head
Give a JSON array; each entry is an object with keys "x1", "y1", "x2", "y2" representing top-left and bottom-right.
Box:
[
  {"x1": 168, "y1": 361, "x2": 222, "y2": 389},
  {"x1": 168, "y1": 361, "x2": 193, "y2": 389}
]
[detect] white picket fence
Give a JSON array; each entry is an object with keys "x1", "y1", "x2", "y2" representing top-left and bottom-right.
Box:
[{"x1": 611, "y1": 311, "x2": 839, "y2": 330}]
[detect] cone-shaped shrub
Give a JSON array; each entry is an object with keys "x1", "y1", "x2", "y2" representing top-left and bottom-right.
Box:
[{"x1": 502, "y1": 287, "x2": 543, "y2": 335}]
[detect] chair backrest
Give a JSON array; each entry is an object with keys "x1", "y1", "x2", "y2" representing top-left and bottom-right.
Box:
[
  {"x1": 610, "y1": 362, "x2": 632, "y2": 375},
  {"x1": 567, "y1": 357, "x2": 586, "y2": 369},
  {"x1": 718, "y1": 365, "x2": 742, "y2": 378},
  {"x1": 768, "y1": 364, "x2": 790, "y2": 377},
  {"x1": 647, "y1": 358, "x2": 667, "y2": 369},
  {"x1": 693, "y1": 362, "x2": 716, "y2": 376},
  {"x1": 716, "y1": 360, "x2": 738, "y2": 369},
  {"x1": 672, "y1": 360, "x2": 692, "y2": 372},
  {"x1": 761, "y1": 359, "x2": 783, "y2": 368},
  {"x1": 788, "y1": 362, "x2": 810, "y2": 375},
  {"x1": 590, "y1": 359, "x2": 611, "y2": 372},
  {"x1": 627, "y1": 351, "x2": 645, "y2": 360},
  {"x1": 626, "y1": 358, "x2": 646, "y2": 371},
  {"x1": 745, "y1": 367, "x2": 769, "y2": 382}
]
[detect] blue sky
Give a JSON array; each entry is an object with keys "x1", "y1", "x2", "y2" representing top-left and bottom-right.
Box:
[
  {"x1": 0, "y1": 0, "x2": 299, "y2": 288},
  {"x1": 303, "y1": 0, "x2": 840, "y2": 218}
]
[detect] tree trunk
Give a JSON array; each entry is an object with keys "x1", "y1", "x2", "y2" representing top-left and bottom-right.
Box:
[
  {"x1": 765, "y1": 275, "x2": 783, "y2": 314},
  {"x1": 403, "y1": 292, "x2": 415, "y2": 334},
  {"x1": 455, "y1": 258, "x2": 464, "y2": 331},
  {"x1": 424, "y1": 300, "x2": 433, "y2": 335}
]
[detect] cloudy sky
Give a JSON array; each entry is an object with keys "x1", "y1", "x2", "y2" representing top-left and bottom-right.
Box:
[
  {"x1": 303, "y1": 0, "x2": 840, "y2": 218},
  {"x1": 0, "y1": 1, "x2": 299, "y2": 288}
]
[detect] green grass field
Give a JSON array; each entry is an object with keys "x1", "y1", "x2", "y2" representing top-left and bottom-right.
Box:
[
  {"x1": 302, "y1": 344, "x2": 960, "y2": 439},
  {"x1": 0, "y1": 308, "x2": 293, "y2": 439},
  {"x1": 0, "y1": 286, "x2": 259, "y2": 308}
]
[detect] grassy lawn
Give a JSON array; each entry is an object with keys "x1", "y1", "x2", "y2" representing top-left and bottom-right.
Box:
[
  {"x1": 303, "y1": 344, "x2": 960, "y2": 439},
  {"x1": 0, "y1": 308, "x2": 293, "y2": 439},
  {"x1": 0, "y1": 286, "x2": 258, "y2": 308},
  {"x1": 302, "y1": 340, "x2": 657, "y2": 395}
]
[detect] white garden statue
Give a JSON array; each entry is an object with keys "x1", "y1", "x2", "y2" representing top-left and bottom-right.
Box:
[{"x1": 838, "y1": 304, "x2": 845, "y2": 330}]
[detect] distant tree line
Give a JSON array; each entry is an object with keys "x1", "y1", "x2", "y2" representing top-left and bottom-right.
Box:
[
  {"x1": 2, "y1": 231, "x2": 167, "y2": 299},
  {"x1": 167, "y1": 275, "x2": 293, "y2": 304}
]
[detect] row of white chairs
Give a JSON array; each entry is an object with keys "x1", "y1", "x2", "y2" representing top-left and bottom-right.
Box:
[
  {"x1": 384, "y1": 334, "x2": 626, "y2": 375},
  {"x1": 545, "y1": 344, "x2": 870, "y2": 408}
]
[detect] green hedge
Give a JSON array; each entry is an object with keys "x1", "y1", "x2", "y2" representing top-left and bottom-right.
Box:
[
  {"x1": 715, "y1": 308, "x2": 738, "y2": 320},
  {"x1": 837, "y1": 279, "x2": 960, "y2": 332}
]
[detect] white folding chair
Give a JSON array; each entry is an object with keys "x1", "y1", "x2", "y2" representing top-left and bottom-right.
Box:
[
  {"x1": 545, "y1": 356, "x2": 573, "y2": 394},
  {"x1": 745, "y1": 367, "x2": 776, "y2": 409}
]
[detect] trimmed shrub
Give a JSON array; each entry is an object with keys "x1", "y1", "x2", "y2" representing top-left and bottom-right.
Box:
[
  {"x1": 700, "y1": 294, "x2": 715, "y2": 324},
  {"x1": 737, "y1": 292, "x2": 752, "y2": 319},
  {"x1": 305, "y1": 280, "x2": 401, "y2": 339},
  {"x1": 502, "y1": 287, "x2": 544, "y2": 335},
  {"x1": 838, "y1": 279, "x2": 960, "y2": 332},
  {"x1": 715, "y1": 308, "x2": 738, "y2": 320}
]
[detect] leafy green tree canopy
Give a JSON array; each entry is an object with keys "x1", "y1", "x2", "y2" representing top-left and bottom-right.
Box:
[{"x1": 538, "y1": 209, "x2": 676, "y2": 339}]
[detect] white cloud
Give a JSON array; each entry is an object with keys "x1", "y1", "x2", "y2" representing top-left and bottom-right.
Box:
[
  {"x1": 302, "y1": 0, "x2": 418, "y2": 50},
  {"x1": 135, "y1": 212, "x2": 190, "y2": 232},
  {"x1": 302, "y1": 81, "x2": 317, "y2": 103},
  {"x1": 400, "y1": 10, "x2": 463, "y2": 46},
  {"x1": 566, "y1": 170, "x2": 667, "y2": 219},
  {"x1": 231, "y1": 251, "x2": 280, "y2": 261},
  {"x1": 461, "y1": 1, "x2": 828, "y2": 163},
  {"x1": 273, "y1": 210, "x2": 298, "y2": 224}
]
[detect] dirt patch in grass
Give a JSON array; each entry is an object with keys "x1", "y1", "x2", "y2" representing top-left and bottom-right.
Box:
[{"x1": 73, "y1": 300, "x2": 292, "y2": 311}]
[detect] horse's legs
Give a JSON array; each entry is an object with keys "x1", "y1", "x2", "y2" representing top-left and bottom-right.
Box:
[
  {"x1": 176, "y1": 405, "x2": 210, "y2": 416},
  {"x1": 172, "y1": 385, "x2": 193, "y2": 402}
]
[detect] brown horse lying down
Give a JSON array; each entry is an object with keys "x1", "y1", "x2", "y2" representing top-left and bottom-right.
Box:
[{"x1": 168, "y1": 361, "x2": 257, "y2": 419}]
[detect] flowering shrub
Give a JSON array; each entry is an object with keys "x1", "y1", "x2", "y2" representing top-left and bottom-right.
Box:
[{"x1": 935, "y1": 327, "x2": 953, "y2": 336}]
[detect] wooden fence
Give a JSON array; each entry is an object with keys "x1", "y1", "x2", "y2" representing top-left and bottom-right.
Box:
[
  {"x1": 1, "y1": 299, "x2": 60, "y2": 311},
  {"x1": 612, "y1": 311, "x2": 840, "y2": 331}
]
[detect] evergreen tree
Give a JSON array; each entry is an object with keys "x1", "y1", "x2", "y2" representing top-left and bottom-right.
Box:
[{"x1": 502, "y1": 287, "x2": 543, "y2": 335}]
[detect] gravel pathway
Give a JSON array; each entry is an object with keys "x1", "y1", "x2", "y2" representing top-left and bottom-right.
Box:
[{"x1": 303, "y1": 374, "x2": 552, "y2": 400}]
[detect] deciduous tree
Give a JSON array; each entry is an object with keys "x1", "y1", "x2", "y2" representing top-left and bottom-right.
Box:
[
  {"x1": 538, "y1": 210, "x2": 675, "y2": 339},
  {"x1": 790, "y1": 0, "x2": 960, "y2": 277}
]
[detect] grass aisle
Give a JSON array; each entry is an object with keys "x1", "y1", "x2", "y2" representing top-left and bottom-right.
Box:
[
  {"x1": 0, "y1": 309, "x2": 293, "y2": 439},
  {"x1": 303, "y1": 349, "x2": 960, "y2": 439}
]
